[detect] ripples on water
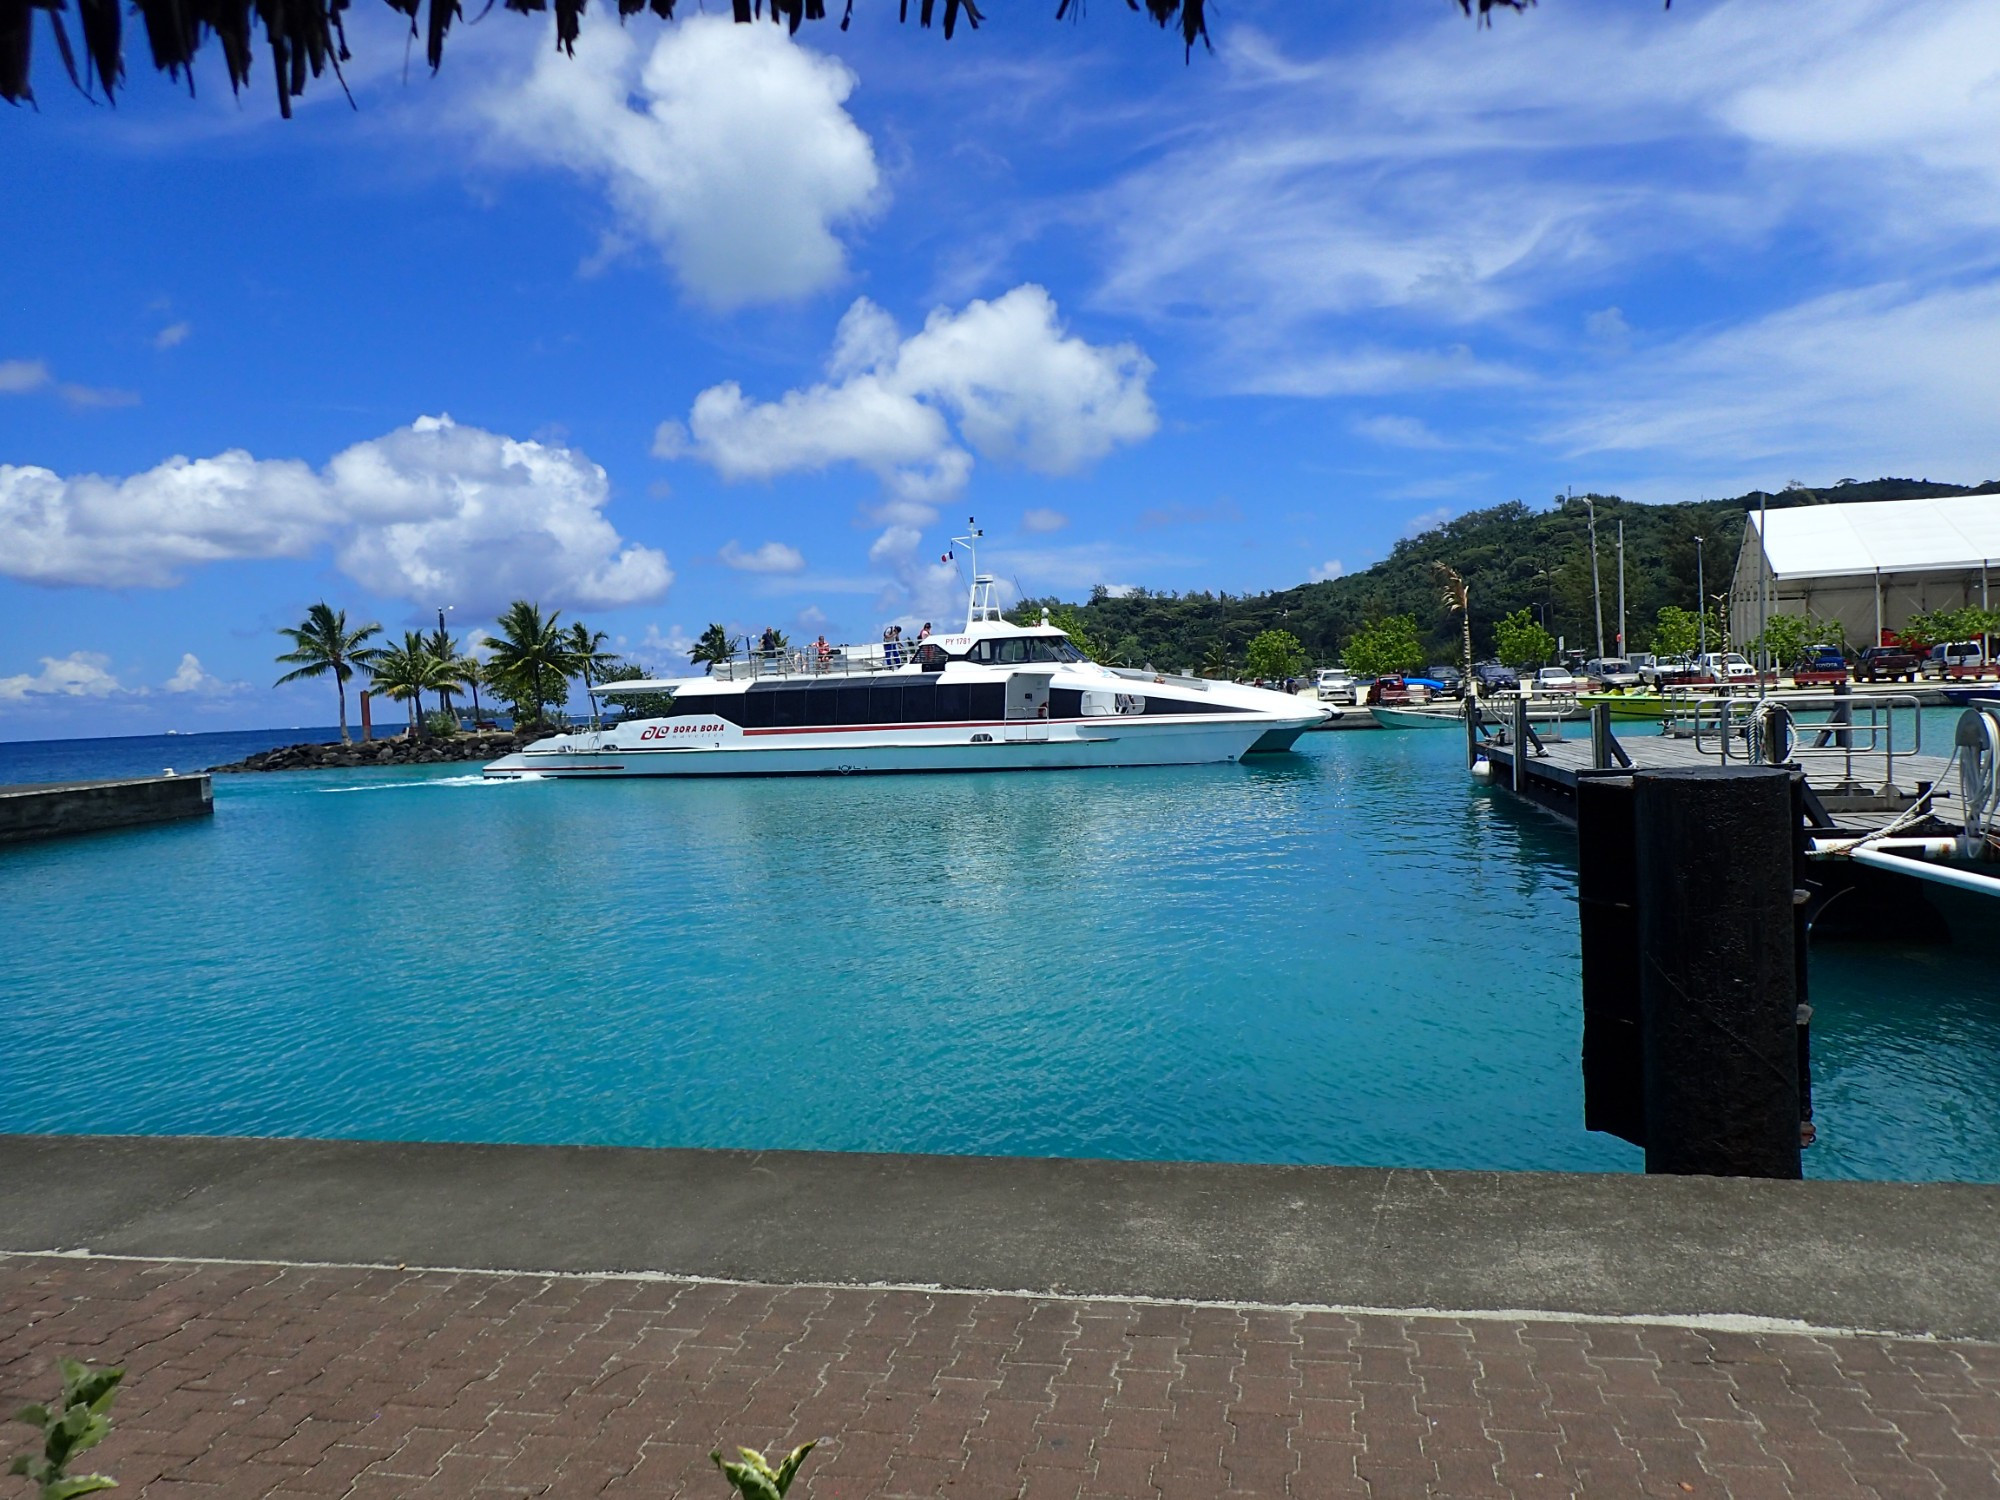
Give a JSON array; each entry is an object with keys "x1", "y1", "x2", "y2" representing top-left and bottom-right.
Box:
[{"x1": 1, "y1": 729, "x2": 1994, "y2": 1180}]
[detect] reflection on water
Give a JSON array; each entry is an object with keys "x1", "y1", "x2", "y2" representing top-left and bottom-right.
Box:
[{"x1": 0, "y1": 729, "x2": 1993, "y2": 1181}]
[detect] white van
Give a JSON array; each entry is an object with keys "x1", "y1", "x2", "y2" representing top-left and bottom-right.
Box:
[{"x1": 1930, "y1": 641, "x2": 1987, "y2": 672}]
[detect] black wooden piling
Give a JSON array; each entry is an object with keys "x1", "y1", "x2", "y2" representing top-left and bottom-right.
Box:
[
  {"x1": 1512, "y1": 695, "x2": 1529, "y2": 793},
  {"x1": 1633, "y1": 767, "x2": 1802, "y2": 1179},
  {"x1": 1577, "y1": 775, "x2": 1645, "y2": 1146}
]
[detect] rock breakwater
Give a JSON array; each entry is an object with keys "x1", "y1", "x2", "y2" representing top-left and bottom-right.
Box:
[{"x1": 210, "y1": 730, "x2": 549, "y2": 773}]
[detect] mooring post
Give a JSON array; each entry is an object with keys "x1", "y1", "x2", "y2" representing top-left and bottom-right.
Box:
[
  {"x1": 1633, "y1": 766, "x2": 1802, "y2": 1178},
  {"x1": 360, "y1": 691, "x2": 373, "y2": 742},
  {"x1": 1464, "y1": 694, "x2": 1479, "y2": 768},
  {"x1": 1512, "y1": 695, "x2": 1529, "y2": 792},
  {"x1": 1590, "y1": 702, "x2": 1613, "y2": 770}
]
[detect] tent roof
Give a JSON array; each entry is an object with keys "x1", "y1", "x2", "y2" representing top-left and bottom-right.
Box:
[{"x1": 1752, "y1": 495, "x2": 2000, "y2": 580}]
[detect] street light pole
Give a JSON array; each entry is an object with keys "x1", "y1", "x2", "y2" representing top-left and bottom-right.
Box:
[
  {"x1": 1565, "y1": 488, "x2": 1606, "y2": 661},
  {"x1": 1617, "y1": 520, "x2": 1626, "y2": 657},
  {"x1": 1695, "y1": 537, "x2": 1707, "y2": 659}
]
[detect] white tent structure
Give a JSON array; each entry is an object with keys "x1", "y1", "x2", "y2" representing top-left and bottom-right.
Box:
[{"x1": 1730, "y1": 494, "x2": 2000, "y2": 653}]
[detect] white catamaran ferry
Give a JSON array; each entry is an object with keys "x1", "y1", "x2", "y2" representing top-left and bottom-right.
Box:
[{"x1": 483, "y1": 533, "x2": 1328, "y2": 779}]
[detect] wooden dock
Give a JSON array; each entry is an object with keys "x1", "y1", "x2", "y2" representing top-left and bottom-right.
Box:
[{"x1": 1472, "y1": 700, "x2": 1961, "y2": 836}]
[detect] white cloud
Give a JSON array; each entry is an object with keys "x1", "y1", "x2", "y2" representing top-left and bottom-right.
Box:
[
  {"x1": 154, "y1": 322, "x2": 193, "y2": 351},
  {"x1": 719, "y1": 539, "x2": 806, "y2": 574},
  {"x1": 1351, "y1": 414, "x2": 1450, "y2": 450},
  {"x1": 0, "y1": 414, "x2": 672, "y2": 611},
  {"x1": 1402, "y1": 506, "x2": 1453, "y2": 538},
  {"x1": 661, "y1": 285, "x2": 1157, "y2": 507},
  {"x1": 1584, "y1": 307, "x2": 1632, "y2": 347},
  {"x1": 0, "y1": 359, "x2": 49, "y2": 394},
  {"x1": 1547, "y1": 280, "x2": 2000, "y2": 482},
  {"x1": 483, "y1": 17, "x2": 880, "y2": 308},
  {"x1": 1310, "y1": 559, "x2": 1345, "y2": 582},
  {"x1": 0, "y1": 356, "x2": 136, "y2": 409},
  {"x1": 0, "y1": 652, "x2": 125, "y2": 702},
  {"x1": 163, "y1": 653, "x2": 243, "y2": 696},
  {"x1": 1021, "y1": 507, "x2": 1068, "y2": 534},
  {"x1": 639, "y1": 623, "x2": 694, "y2": 666},
  {"x1": 1089, "y1": 0, "x2": 2000, "y2": 400}
]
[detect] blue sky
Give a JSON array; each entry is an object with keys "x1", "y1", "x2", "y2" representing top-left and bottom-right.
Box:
[{"x1": 4, "y1": 0, "x2": 1997, "y2": 736}]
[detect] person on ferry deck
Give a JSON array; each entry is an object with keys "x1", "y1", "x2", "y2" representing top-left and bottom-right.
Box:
[
  {"x1": 815, "y1": 634, "x2": 832, "y2": 668},
  {"x1": 918, "y1": 622, "x2": 932, "y2": 642}
]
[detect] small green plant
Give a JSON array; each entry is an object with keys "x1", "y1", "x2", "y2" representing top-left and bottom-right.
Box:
[
  {"x1": 711, "y1": 1440, "x2": 816, "y2": 1500},
  {"x1": 423, "y1": 710, "x2": 461, "y2": 738},
  {"x1": 9, "y1": 1358, "x2": 123, "y2": 1500}
]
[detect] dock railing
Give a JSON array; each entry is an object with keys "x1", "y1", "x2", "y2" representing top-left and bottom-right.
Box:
[{"x1": 1689, "y1": 691, "x2": 1923, "y2": 786}]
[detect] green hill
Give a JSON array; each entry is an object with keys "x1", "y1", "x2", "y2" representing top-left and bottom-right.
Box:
[{"x1": 1023, "y1": 477, "x2": 2000, "y2": 671}]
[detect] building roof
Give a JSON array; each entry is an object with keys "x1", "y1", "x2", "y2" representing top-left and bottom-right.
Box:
[{"x1": 1751, "y1": 495, "x2": 2000, "y2": 580}]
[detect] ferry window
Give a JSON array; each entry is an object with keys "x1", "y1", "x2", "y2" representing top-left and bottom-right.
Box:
[
  {"x1": 772, "y1": 688, "x2": 806, "y2": 728},
  {"x1": 1050, "y1": 689, "x2": 1083, "y2": 718},
  {"x1": 871, "y1": 684, "x2": 904, "y2": 724},
  {"x1": 837, "y1": 684, "x2": 874, "y2": 725},
  {"x1": 991, "y1": 638, "x2": 1029, "y2": 664},
  {"x1": 738, "y1": 692, "x2": 774, "y2": 730},
  {"x1": 965, "y1": 641, "x2": 992, "y2": 664},
  {"x1": 902, "y1": 682, "x2": 940, "y2": 722},
  {"x1": 1025, "y1": 637, "x2": 1082, "y2": 663},
  {"x1": 805, "y1": 687, "x2": 838, "y2": 725},
  {"x1": 917, "y1": 643, "x2": 948, "y2": 672},
  {"x1": 970, "y1": 684, "x2": 1005, "y2": 720},
  {"x1": 935, "y1": 684, "x2": 970, "y2": 721}
]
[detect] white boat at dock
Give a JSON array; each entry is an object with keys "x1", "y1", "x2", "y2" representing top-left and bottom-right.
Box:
[{"x1": 484, "y1": 532, "x2": 1330, "y2": 780}]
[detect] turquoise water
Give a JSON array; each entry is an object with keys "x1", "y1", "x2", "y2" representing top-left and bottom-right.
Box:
[{"x1": 2, "y1": 729, "x2": 1996, "y2": 1179}]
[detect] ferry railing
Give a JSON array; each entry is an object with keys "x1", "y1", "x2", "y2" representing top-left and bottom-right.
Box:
[{"x1": 708, "y1": 643, "x2": 930, "y2": 681}]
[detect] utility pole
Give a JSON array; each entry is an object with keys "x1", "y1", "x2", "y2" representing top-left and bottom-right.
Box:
[
  {"x1": 1617, "y1": 520, "x2": 1626, "y2": 657},
  {"x1": 1565, "y1": 489, "x2": 1606, "y2": 661},
  {"x1": 1695, "y1": 536, "x2": 1707, "y2": 659},
  {"x1": 1759, "y1": 489, "x2": 1771, "y2": 680}
]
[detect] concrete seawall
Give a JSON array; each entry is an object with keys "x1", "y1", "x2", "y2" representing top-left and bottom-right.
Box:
[
  {"x1": 5, "y1": 1134, "x2": 1998, "y2": 1339},
  {"x1": 0, "y1": 774, "x2": 213, "y2": 845}
]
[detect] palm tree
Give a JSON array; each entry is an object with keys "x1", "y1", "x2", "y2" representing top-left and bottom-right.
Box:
[
  {"x1": 485, "y1": 601, "x2": 579, "y2": 728},
  {"x1": 426, "y1": 628, "x2": 478, "y2": 721},
  {"x1": 689, "y1": 623, "x2": 735, "y2": 674},
  {"x1": 367, "y1": 633, "x2": 447, "y2": 739},
  {"x1": 565, "y1": 622, "x2": 618, "y2": 725},
  {"x1": 275, "y1": 603, "x2": 383, "y2": 744},
  {"x1": 1200, "y1": 642, "x2": 1233, "y2": 680}
]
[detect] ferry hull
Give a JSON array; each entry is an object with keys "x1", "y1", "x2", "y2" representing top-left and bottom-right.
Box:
[{"x1": 485, "y1": 718, "x2": 1311, "y2": 779}]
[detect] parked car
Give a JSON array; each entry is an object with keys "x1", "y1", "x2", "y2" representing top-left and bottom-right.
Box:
[
  {"x1": 1929, "y1": 641, "x2": 1988, "y2": 674},
  {"x1": 1424, "y1": 664, "x2": 1465, "y2": 698},
  {"x1": 1314, "y1": 668, "x2": 1359, "y2": 705},
  {"x1": 1792, "y1": 645, "x2": 1849, "y2": 685},
  {"x1": 1584, "y1": 657, "x2": 1642, "y2": 689},
  {"x1": 1698, "y1": 651, "x2": 1757, "y2": 684},
  {"x1": 1534, "y1": 665, "x2": 1583, "y2": 694},
  {"x1": 1639, "y1": 655, "x2": 1693, "y2": 687},
  {"x1": 1473, "y1": 661, "x2": 1519, "y2": 692},
  {"x1": 1856, "y1": 645, "x2": 1922, "y2": 682}
]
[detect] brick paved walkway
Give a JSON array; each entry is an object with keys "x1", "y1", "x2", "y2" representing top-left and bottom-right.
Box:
[{"x1": 4, "y1": 1254, "x2": 1998, "y2": 1500}]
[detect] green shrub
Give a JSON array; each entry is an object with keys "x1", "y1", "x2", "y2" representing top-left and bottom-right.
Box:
[
  {"x1": 9, "y1": 1358, "x2": 123, "y2": 1500},
  {"x1": 712, "y1": 1441, "x2": 816, "y2": 1500}
]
